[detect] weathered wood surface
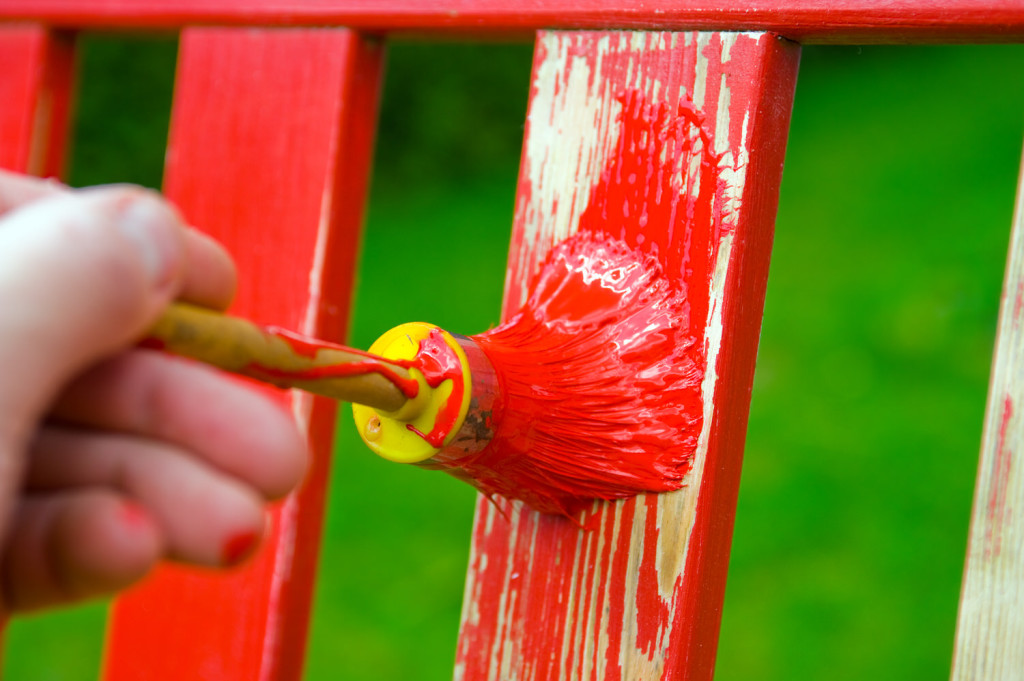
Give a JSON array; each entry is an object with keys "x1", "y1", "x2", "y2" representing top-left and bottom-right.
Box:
[
  {"x1": 0, "y1": 24, "x2": 72, "y2": 176},
  {"x1": 1, "y1": 1, "x2": 1024, "y2": 43},
  {"x1": 455, "y1": 30, "x2": 799, "y2": 681},
  {"x1": 951, "y1": 152, "x2": 1024, "y2": 680},
  {"x1": 102, "y1": 28, "x2": 383, "y2": 680}
]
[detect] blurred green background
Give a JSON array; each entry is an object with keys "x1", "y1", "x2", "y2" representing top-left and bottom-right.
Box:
[{"x1": 4, "y1": 33, "x2": 1024, "y2": 681}]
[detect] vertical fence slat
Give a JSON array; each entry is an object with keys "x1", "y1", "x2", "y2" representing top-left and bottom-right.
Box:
[
  {"x1": 951, "y1": 149, "x2": 1024, "y2": 680},
  {"x1": 0, "y1": 24, "x2": 74, "y2": 176},
  {"x1": 455, "y1": 30, "x2": 799, "y2": 681},
  {"x1": 102, "y1": 28, "x2": 383, "y2": 681}
]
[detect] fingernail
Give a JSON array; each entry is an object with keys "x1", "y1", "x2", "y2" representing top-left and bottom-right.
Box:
[
  {"x1": 119, "y1": 500, "x2": 152, "y2": 529},
  {"x1": 115, "y1": 193, "x2": 183, "y2": 287},
  {"x1": 221, "y1": 530, "x2": 260, "y2": 566}
]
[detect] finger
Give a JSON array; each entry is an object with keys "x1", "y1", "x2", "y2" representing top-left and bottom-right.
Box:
[
  {"x1": 180, "y1": 226, "x2": 236, "y2": 311},
  {"x1": 28, "y1": 426, "x2": 266, "y2": 568},
  {"x1": 1, "y1": 490, "x2": 163, "y2": 613},
  {"x1": 50, "y1": 351, "x2": 307, "y2": 500},
  {"x1": 0, "y1": 169, "x2": 63, "y2": 214},
  {"x1": 0, "y1": 171, "x2": 235, "y2": 310},
  {"x1": 0, "y1": 186, "x2": 188, "y2": 457}
]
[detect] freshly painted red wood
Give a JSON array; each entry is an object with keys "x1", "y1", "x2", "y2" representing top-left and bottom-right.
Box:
[
  {"x1": 0, "y1": 25, "x2": 73, "y2": 176},
  {"x1": 102, "y1": 28, "x2": 383, "y2": 681},
  {"x1": 455, "y1": 31, "x2": 798, "y2": 680},
  {"x1": 1, "y1": 0, "x2": 1023, "y2": 43}
]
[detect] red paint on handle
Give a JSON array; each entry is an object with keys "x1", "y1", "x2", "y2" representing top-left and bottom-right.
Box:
[
  {"x1": 251, "y1": 324, "x2": 466, "y2": 448},
  {"x1": 404, "y1": 327, "x2": 466, "y2": 447},
  {"x1": 244, "y1": 326, "x2": 422, "y2": 399}
]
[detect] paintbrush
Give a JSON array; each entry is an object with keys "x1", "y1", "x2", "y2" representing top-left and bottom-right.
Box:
[
  {"x1": 355, "y1": 230, "x2": 702, "y2": 516},
  {"x1": 145, "y1": 302, "x2": 420, "y2": 413},
  {"x1": 148, "y1": 231, "x2": 700, "y2": 516}
]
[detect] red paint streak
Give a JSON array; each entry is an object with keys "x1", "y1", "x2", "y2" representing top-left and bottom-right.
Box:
[
  {"x1": 517, "y1": 515, "x2": 578, "y2": 680},
  {"x1": 1013, "y1": 279, "x2": 1024, "y2": 322},
  {"x1": 243, "y1": 358, "x2": 420, "y2": 399},
  {"x1": 635, "y1": 493, "x2": 680, "y2": 656},
  {"x1": 262, "y1": 325, "x2": 348, "y2": 359},
  {"x1": 603, "y1": 497, "x2": 635, "y2": 680},
  {"x1": 986, "y1": 395, "x2": 1014, "y2": 556},
  {"x1": 404, "y1": 327, "x2": 465, "y2": 447},
  {"x1": 221, "y1": 530, "x2": 260, "y2": 566},
  {"x1": 578, "y1": 89, "x2": 723, "y2": 326}
]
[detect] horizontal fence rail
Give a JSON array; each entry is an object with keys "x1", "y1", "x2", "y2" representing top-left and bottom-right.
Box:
[{"x1": 0, "y1": 1, "x2": 1023, "y2": 43}]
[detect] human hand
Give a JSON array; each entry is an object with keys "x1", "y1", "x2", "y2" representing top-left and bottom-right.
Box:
[{"x1": 0, "y1": 169, "x2": 307, "y2": 613}]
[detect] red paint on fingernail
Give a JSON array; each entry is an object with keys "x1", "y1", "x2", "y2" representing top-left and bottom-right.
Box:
[
  {"x1": 136, "y1": 336, "x2": 167, "y2": 351},
  {"x1": 221, "y1": 531, "x2": 259, "y2": 566},
  {"x1": 119, "y1": 500, "x2": 151, "y2": 529}
]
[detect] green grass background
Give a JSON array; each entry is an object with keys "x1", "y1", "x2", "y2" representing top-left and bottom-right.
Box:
[{"x1": 4, "y1": 34, "x2": 1024, "y2": 680}]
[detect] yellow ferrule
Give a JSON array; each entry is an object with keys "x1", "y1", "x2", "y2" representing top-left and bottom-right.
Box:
[{"x1": 352, "y1": 322, "x2": 472, "y2": 464}]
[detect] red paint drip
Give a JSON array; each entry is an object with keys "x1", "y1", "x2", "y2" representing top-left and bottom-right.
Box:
[
  {"x1": 233, "y1": 324, "x2": 464, "y2": 448},
  {"x1": 405, "y1": 327, "x2": 465, "y2": 448},
  {"x1": 241, "y1": 326, "x2": 421, "y2": 400},
  {"x1": 429, "y1": 89, "x2": 715, "y2": 516}
]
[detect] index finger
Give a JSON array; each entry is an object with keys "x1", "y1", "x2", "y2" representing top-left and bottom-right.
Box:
[
  {"x1": 0, "y1": 171, "x2": 236, "y2": 310},
  {"x1": 0, "y1": 169, "x2": 62, "y2": 214}
]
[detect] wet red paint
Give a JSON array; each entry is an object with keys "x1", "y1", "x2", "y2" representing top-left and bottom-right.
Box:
[
  {"x1": 243, "y1": 326, "x2": 421, "y2": 399},
  {"x1": 118, "y1": 500, "x2": 152, "y2": 529},
  {"x1": 221, "y1": 530, "x2": 260, "y2": 566},
  {"x1": 404, "y1": 327, "x2": 465, "y2": 447},
  {"x1": 251, "y1": 325, "x2": 465, "y2": 447},
  {"x1": 432, "y1": 230, "x2": 704, "y2": 515},
  {"x1": 430, "y1": 86, "x2": 716, "y2": 516}
]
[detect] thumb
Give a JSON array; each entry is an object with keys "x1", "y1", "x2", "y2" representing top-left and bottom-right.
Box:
[{"x1": 0, "y1": 186, "x2": 186, "y2": 447}]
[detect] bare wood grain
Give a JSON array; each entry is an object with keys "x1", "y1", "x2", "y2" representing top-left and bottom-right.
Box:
[{"x1": 951, "y1": 151, "x2": 1024, "y2": 680}]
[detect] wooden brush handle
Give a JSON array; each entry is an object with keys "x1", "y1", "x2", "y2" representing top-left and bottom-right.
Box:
[{"x1": 145, "y1": 302, "x2": 411, "y2": 412}]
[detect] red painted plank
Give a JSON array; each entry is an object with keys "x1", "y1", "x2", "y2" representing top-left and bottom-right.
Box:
[
  {"x1": 454, "y1": 31, "x2": 798, "y2": 681},
  {"x1": 102, "y1": 28, "x2": 383, "y2": 681},
  {"x1": 0, "y1": 25, "x2": 73, "y2": 176},
  {"x1": 0, "y1": 1, "x2": 1023, "y2": 43}
]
